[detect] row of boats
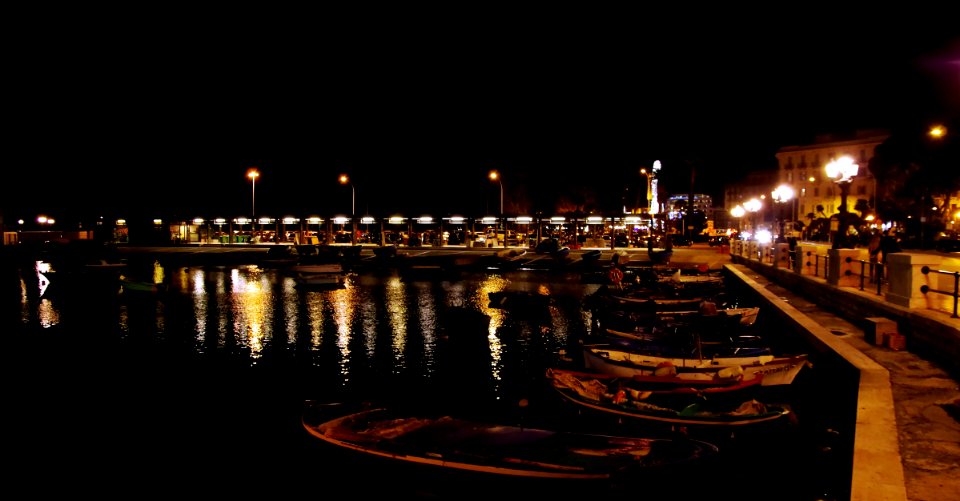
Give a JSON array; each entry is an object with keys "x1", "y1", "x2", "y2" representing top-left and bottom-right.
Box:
[{"x1": 302, "y1": 263, "x2": 811, "y2": 483}]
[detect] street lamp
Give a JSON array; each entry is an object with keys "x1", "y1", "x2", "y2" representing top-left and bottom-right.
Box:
[
  {"x1": 489, "y1": 170, "x2": 505, "y2": 247},
  {"x1": 248, "y1": 168, "x2": 259, "y2": 235},
  {"x1": 730, "y1": 205, "x2": 745, "y2": 232},
  {"x1": 825, "y1": 155, "x2": 859, "y2": 249},
  {"x1": 771, "y1": 184, "x2": 795, "y2": 242},
  {"x1": 743, "y1": 198, "x2": 762, "y2": 238},
  {"x1": 639, "y1": 167, "x2": 653, "y2": 213},
  {"x1": 339, "y1": 174, "x2": 356, "y2": 245}
]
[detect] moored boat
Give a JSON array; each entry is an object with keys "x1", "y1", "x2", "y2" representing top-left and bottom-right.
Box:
[
  {"x1": 119, "y1": 277, "x2": 164, "y2": 293},
  {"x1": 582, "y1": 342, "x2": 808, "y2": 387},
  {"x1": 302, "y1": 406, "x2": 719, "y2": 480},
  {"x1": 546, "y1": 368, "x2": 789, "y2": 427}
]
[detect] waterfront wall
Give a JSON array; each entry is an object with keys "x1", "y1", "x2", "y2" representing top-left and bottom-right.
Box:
[{"x1": 730, "y1": 240, "x2": 960, "y2": 378}]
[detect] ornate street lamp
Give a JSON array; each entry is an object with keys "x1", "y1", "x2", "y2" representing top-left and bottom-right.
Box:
[
  {"x1": 743, "y1": 198, "x2": 762, "y2": 238},
  {"x1": 771, "y1": 184, "x2": 795, "y2": 242},
  {"x1": 730, "y1": 205, "x2": 745, "y2": 233},
  {"x1": 825, "y1": 156, "x2": 859, "y2": 249}
]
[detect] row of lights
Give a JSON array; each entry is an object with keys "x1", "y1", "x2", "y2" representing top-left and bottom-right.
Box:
[{"x1": 731, "y1": 155, "x2": 861, "y2": 241}]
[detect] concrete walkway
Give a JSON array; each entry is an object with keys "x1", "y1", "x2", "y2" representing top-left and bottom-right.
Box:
[{"x1": 729, "y1": 264, "x2": 960, "y2": 501}]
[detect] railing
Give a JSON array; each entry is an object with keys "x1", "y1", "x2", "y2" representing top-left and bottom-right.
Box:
[
  {"x1": 733, "y1": 241, "x2": 960, "y2": 320},
  {"x1": 847, "y1": 256, "x2": 886, "y2": 296},
  {"x1": 920, "y1": 266, "x2": 960, "y2": 318},
  {"x1": 813, "y1": 252, "x2": 829, "y2": 279}
]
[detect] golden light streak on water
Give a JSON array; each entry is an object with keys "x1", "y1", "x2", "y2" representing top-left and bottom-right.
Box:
[
  {"x1": 281, "y1": 275, "x2": 299, "y2": 346},
  {"x1": 38, "y1": 298, "x2": 59, "y2": 328},
  {"x1": 191, "y1": 268, "x2": 207, "y2": 343},
  {"x1": 331, "y1": 285, "x2": 356, "y2": 380},
  {"x1": 477, "y1": 275, "x2": 510, "y2": 385},
  {"x1": 231, "y1": 267, "x2": 268, "y2": 359},
  {"x1": 414, "y1": 284, "x2": 437, "y2": 374},
  {"x1": 306, "y1": 289, "x2": 325, "y2": 351},
  {"x1": 152, "y1": 260, "x2": 165, "y2": 287},
  {"x1": 386, "y1": 276, "x2": 409, "y2": 372}
]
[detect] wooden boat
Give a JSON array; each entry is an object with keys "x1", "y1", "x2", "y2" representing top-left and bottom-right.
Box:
[
  {"x1": 581, "y1": 342, "x2": 808, "y2": 387},
  {"x1": 608, "y1": 294, "x2": 705, "y2": 312},
  {"x1": 551, "y1": 247, "x2": 571, "y2": 260},
  {"x1": 581, "y1": 249, "x2": 602, "y2": 263},
  {"x1": 119, "y1": 277, "x2": 164, "y2": 293},
  {"x1": 610, "y1": 250, "x2": 629, "y2": 266},
  {"x1": 261, "y1": 245, "x2": 300, "y2": 267},
  {"x1": 372, "y1": 245, "x2": 398, "y2": 260},
  {"x1": 596, "y1": 307, "x2": 761, "y2": 341},
  {"x1": 302, "y1": 406, "x2": 719, "y2": 480},
  {"x1": 493, "y1": 248, "x2": 527, "y2": 261},
  {"x1": 546, "y1": 369, "x2": 788, "y2": 427},
  {"x1": 656, "y1": 306, "x2": 760, "y2": 327},
  {"x1": 546, "y1": 368, "x2": 763, "y2": 396}
]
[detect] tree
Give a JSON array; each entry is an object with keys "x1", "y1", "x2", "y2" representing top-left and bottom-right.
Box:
[
  {"x1": 869, "y1": 123, "x2": 959, "y2": 230},
  {"x1": 854, "y1": 199, "x2": 871, "y2": 218}
]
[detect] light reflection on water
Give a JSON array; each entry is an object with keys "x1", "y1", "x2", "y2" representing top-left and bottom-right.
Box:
[
  {"x1": 18, "y1": 262, "x2": 592, "y2": 405},
  {"x1": 9, "y1": 259, "x2": 853, "y2": 498}
]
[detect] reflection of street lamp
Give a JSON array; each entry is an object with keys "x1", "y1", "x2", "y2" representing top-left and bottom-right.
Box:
[
  {"x1": 771, "y1": 184, "x2": 795, "y2": 241},
  {"x1": 489, "y1": 170, "x2": 505, "y2": 247},
  {"x1": 247, "y1": 169, "x2": 259, "y2": 234},
  {"x1": 339, "y1": 174, "x2": 356, "y2": 245},
  {"x1": 825, "y1": 156, "x2": 859, "y2": 249}
]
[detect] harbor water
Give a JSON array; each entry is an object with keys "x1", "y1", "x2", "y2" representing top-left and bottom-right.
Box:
[{"x1": 4, "y1": 257, "x2": 855, "y2": 499}]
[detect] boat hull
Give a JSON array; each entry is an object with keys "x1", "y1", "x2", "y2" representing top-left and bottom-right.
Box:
[
  {"x1": 303, "y1": 407, "x2": 718, "y2": 480},
  {"x1": 582, "y1": 344, "x2": 808, "y2": 386}
]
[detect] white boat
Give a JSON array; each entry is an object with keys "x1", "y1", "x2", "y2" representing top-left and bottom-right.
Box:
[
  {"x1": 291, "y1": 263, "x2": 346, "y2": 288},
  {"x1": 582, "y1": 343, "x2": 808, "y2": 386},
  {"x1": 657, "y1": 306, "x2": 761, "y2": 327}
]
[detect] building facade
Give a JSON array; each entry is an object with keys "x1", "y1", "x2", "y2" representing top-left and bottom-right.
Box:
[{"x1": 775, "y1": 130, "x2": 889, "y2": 223}]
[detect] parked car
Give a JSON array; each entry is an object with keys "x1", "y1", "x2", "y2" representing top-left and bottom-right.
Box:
[
  {"x1": 708, "y1": 235, "x2": 730, "y2": 247},
  {"x1": 935, "y1": 234, "x2": 960, "y2": 253}
]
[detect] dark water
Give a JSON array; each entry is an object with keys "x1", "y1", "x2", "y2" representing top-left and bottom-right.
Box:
[{"x1": 4, "y1": 259, "x2": 855, "y2": 499}]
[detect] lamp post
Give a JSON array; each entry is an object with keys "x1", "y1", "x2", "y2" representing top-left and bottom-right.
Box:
[
  {"x1": 247, "y1": 169, "x2": 259, "y2": 235},
  {"x1": 743, "y1": 198, "x2": 762, "y2": 238},
  {"x1": 339, "y1": 174, "x2": 356, "y2": 245},
  {"x1": 825, "y1": 156, "x2": 859, "y2": 249},
  {"x1": 771, "y1": 184, "x2": 795, "y2": 242},
  {"x1": 730, "y1": 205, "x2": 745, "y2": 233},
  {"x1": 489, "y1": 170, "x2": 505, "y2": 247},
  {"x1": 640, "y1": 167, "x2": 653, "y2": 213}
]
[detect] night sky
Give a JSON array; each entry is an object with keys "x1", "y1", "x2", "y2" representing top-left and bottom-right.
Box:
[{"x1": 5, "y1": 13, "x2": 959, "y2": 224}]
